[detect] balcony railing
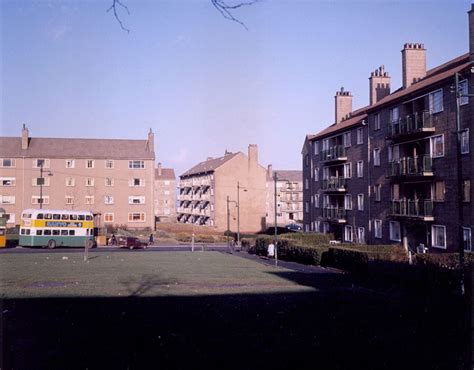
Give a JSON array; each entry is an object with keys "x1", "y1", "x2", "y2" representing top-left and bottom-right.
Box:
[
  {"x1": 389, "y1": 111, "x2": 434, "y2": 139},
  {"x1": 320, "y1": 145, "x2": 347, "y2": 162},
  {"x1": 321, "y1": 177, "x2": 347, "y2": 192},
  {"x1": 322, "y1": 207, "x2": 346, "y2": 223},
  {"x1": 387, "y1": 155, "x2": 433, "y2": 177},
  {"x1": 389, "y1": 199, "x2": 434, "y2": 220}
]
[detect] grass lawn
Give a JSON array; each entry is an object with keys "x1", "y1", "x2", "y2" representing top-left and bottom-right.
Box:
[{"x1": 0, "y1": 251, "x2": 315, "y2": 298}]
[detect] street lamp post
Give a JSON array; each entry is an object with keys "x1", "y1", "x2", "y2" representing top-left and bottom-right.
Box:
[
  {"x1": 273, "y1": 171, "x2": 291, "y2": 266},
  {"x1": 237, "y1": 181, "x2": 247, "y2": 249},
  {"x1": 226, "y1": 196, "x2": 237, "y2": 253},
  {"x1": 38, "y1": 161, "x2": 52, "y2": 210}
]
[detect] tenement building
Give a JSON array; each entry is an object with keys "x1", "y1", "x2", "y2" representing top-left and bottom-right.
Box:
[
  {"x1": 178, "y1": 145, "x2": 267, "y2": 233},
  {"x1": 265, "y1": 165, "x2": 303, "y2": 228},
  {"x1": 154, "y1": 163, "x2": 177, "y2": 223},
  {"x1": 0, "y1": 126, "x2": 156, "y2": 229},
  {"x1": 303, "y1": 5, "x2": 474, "y2": 253}
]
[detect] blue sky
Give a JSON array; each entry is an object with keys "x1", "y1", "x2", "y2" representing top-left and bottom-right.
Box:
[{"x1": 1, "y1": 0, "x2": 472, "y2": 176}]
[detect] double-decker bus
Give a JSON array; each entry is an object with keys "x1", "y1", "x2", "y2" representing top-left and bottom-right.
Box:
[{"x1": 19, "y1": 209, "x2": 95, "y2": 248}]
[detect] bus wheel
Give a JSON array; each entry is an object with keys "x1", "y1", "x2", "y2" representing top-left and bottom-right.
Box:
[{"x1": 47, "y1": 239, "x2": 56, "y2": 249}]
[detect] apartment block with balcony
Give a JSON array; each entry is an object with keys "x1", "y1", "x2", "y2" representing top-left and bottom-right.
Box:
[
  {"x1": 178, "y1": 145, "x2": 267, "y2": 233},
  {"x1": 265, "y1": 166, "x2": 303, "y2": 228},
  {"x1": 0, "y1": 126, "x2": 156, "y2": 229},
  {"x1": 154, "y1": 163, "x2": 176, "y2": 223}
]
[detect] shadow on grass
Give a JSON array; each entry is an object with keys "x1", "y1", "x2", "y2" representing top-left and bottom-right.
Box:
[{"x1": 1, "y1": 269, "x2": 471, "y2": 370}]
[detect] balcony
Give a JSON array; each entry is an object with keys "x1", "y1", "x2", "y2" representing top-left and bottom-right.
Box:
[
  {"x1": 388, "y1": 111, "x2": 434, "y2": 140},
  {"x1": 387, "y1": 155, "x2": 433, "y2": 178},
  {"x1": 320, "y1": 145, "x2": 347, "y2": 163},
  {"x1": 322, "y1": 207, "x2": 346, "y2": 223},
  {"x1": 321, "y1": 177, "x2": 347, "y2": 192},
  {"x1": 389, "y1": 199, "x2": 434, "y2": 221}
]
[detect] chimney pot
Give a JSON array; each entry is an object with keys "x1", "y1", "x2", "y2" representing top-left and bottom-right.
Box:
[
  {"x1": 369, "y1": 65, "x2": 391, "y2": 105},
  {"x1": 21, "y1": 124, "x2": 29, "y2": 150},
  {"x1": 334, "y1": 88, "x2": 352, "y2": 124},
  {"x1": 402, "y1": 42, "x2": 427, "y2": 88}
]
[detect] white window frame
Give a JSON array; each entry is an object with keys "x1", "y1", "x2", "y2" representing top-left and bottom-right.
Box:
[
  {"x1": 32, "y1": 177, "x2": 50, "y2": 187},
  {"x1": 5, "y1": 213, "x2": 15, "y2": 224},
  {"x1": 130, "y1": 178, "x2": 146, "y2": 187},
  {"x1": 105, "y1": 160, "x2": 114, "y2": 169},
  {"x1": 66, "y1": 159, "x2": 75, "y2": 169},
  {"x1": 104, "y1": 195, "x2": 114, "y2": 205},
  {"x1": 344, "y1": 194, "x2": 352, "y2": 210},
  {"x1": 66, "y1": 177, "x2": 75, "y2": 187},
  {"x1": 463, "y1": 227, "x2": 471, "y2": 252},
  {"x1": 0, "y1": 195, "x2": 16, "y2": 204},
  {"x1": 0, "y1": 159, "x2": 16, "y2": 168},
  {"x1": 375, "y1": 184, "x2": 381, "y2": 202},
  {"x1": 86, "y1": 159, "x2": 95, "y2": 169},
  {"x1": 33, "y1": 159, "x2": 50, "y2": 168},
  {"x1": 128, "y1": 160, "x2": 145, "y2": 169},
  {"x1": 374, "y1": 220, "x2": 382, "y2": 238},
  {"x1": 31, "y1": 196, "x2": 49, "y2": 205},
  {"x1": 314, "y1": 168, "x2": 319, "y2": 182},
  {"x1": 390, "y1": 107, "x2": 399, "y2": 123},
  {"x1": 314, "y1": 141, "x2": 319, "y2": 155},
  {"x1": 357, "y1": 194, "x2": 364, "y2": 211},
  {"x1": 460, "y1": 79, "x2": 469, "y2": 106},
  {"x1": 357, "y1": 127, "x2": 363, "y2": 145},
  {"x1": 128, "y1": 196, "x2": 146, "y2": 205},
  {"x1": 85, "y1": 196, "x2": 95, "y2": 205},
  {"x1": 374, "y1": 113, "x2": 381, "y2": 130},
  {"x1": 461, "y1": 129, "x2": 469, "y2": 154},
  {"x1": 357, "y1": 227, "x2": 365, "y2": 243},
  {"x1": 314, "y1": 194, "x2": 320, "y2": 208},
  {"x1": 430, "y1": 135, "x2": 445, "y2": 158},
  {"x1": 429, "y1": 89, "x2": 444, "y2": 114},
  {"x1": 343, "y1": 132, "x2": 351, "y2": 148},
  {"x1": 105, "y1": 177, "x2": 114, "y2": 187},
  {"x1": 65, "y1": 196, "x2": 74, "y2": 205},
  {"x1": 343, "y1": 162, "x2": 352, "y2": 179},
  {"x1": 128, "y1": 212, "x2": 146, "y2": 222},
  {"x1": 373, "y1": 148, "x2": 381, "y2": 166},
  {"x1": 104, "y1": 213, "x2": 114, "y2": 223},
  {"x1": 85, "y1": 177, "x2": 95, "y2": 187},
  {"x1": 389, "y1": 221, "x2": 401, "y2": 242},
  {"x1": 315, "y1": 221, "x2": 320, "y2": 233},
  {"x1": 344, "y1": 225, "x2": 353, "y2": 242},
  {"x1": 0, "y1": 177, "x2": 16, "y2": 187},
  {"x1": 357, "y1": 161, "x2": 363, "y2": 178},
  {"x1": 431, "y1": 225, "x2": 447, "y2": 249}
]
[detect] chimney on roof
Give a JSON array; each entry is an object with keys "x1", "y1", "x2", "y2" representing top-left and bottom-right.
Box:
[
  {"x1": 147, "y1": 128, "x2": 154, "y2": 152},
  {"x1": 335, "y1": 87, "x2": 352, "y2": 124},
  {"x1": 157, "y1": 162, "x2": 162, "y2": 177},
  {"x1": 469, "y1": 4, "x2": 474, "y2": 62},
  {"x1": 401, "y1": 43, "x2": 426, "y2": 88},
  {"x1": 248, "y1": 144, "x2": 258, "y2": 168},
  {"x1": 267, "y1": 164, "x2": 273, "y2": 179},
  {"x1": 21, "y1": 124, "x2": 29, "y2": 150},
  {"x1": 369, "y1": 65, "x2": 391, "y2": 105}
]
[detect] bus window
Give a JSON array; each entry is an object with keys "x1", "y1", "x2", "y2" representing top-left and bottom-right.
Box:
[
  {"x1": 61, "y1": 230, "x2": 68, "y2": 236},
  {"x1": 78, "y1": 215, "x2": 85, "y2": 221},
  {"x1": 22, "y1": 213, "x2": 32, "y2": 219},
  {"x1": 37, "y1": 214, "x2": 44, "y2": 220},
  {"x1": 53, "y1": 230, "x2": 60, "y2": 236},
  {"x1": 25, "y1": 229, "x2": 30, "y2": 235},
  {"x1": 53, "y1": 214, "x2": 60, "y2": 220},
  {"x1": 45, "y1": 214, "x2": 52, "y2": 220},
  {"x1": 36, "y1": 230, "x2": 43, "y2": 236},
  {"x1": 70, "y1": 215, "x2": 78, "y2": 220},
  {"x1": 69, "y1": 230, "x2": 75, "y2": 236},
  {"x1": 44, "y1": 230, "x2": 51, "y2": 235},
  {"x1": 20, "y1": 229, "x2": 25, "y2": 235},
  {"x1": 61, "y1": 214, "x2": 69, "y2": 220},
  {"x1": 86, "y1": 215, "x2": 92, "y2": 221}
]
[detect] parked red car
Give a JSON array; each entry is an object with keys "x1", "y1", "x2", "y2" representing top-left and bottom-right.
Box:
[{"x1": 116, "y1": 236, "x2": 147, "y2": 250}]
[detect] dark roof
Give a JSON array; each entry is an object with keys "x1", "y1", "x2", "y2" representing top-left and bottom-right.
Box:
[
  {"x1": 311, "y1": 112, "x2": 368, "y2": 141},
  {"x1": 268, "y1": 170, "x2": 302, "y2": 182},
  {"x1": 155, "y1": 168, "x2": 176, "y2": 180},
  {"x1": 180, "y1": 153, "x2": 240, "y2": 177},
  {"x1": 0, "y1": 137, "x2": 155, "y2": 160}
]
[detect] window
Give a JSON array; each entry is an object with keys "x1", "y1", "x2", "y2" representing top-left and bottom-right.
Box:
[
  {"x1": 69, "y1": 230, "x2": 75, "y2": 236},
  {"x1": 388, "y1": 145, "x2": 400, "y2": 162},
  {"x1": 104, "y1": 195, "x2": 114, "y2": 205},
  {"x1": 357, "y1": 194, "x2": 364, "y2": 211},
  {"x1": 129, "y1": 160, "x2": 145, "y2": 169},
  {"x1": 105, "y1": 177, "x2": 114, "y2": 187},
  {"x1": 463, "y1": 180, "x2": 470, "y2": 202},
  {"x1": 460, "y1": 80, "x2": 469, "y2": 106},
  {"x1": 343, "y1": 132, "x2": 351, "y2": 148},
  {"x1": 85, "y1": 196, "x2": 94, "y2": 205},
  {"x1": 128, "y1": 213, "x2": 145, "y2": 222},
  {"x1": 344, "y1": 194, "x2": 352, "y2": 210},
  {"x1": 130, "y1": 178, "x2": 145, "y2": 187},
  {"x1": 33, "y1": 159, "x2": 50, "y2": 168},
  {"x1": 463, "y1": 227, "x2": 471, "y2": 252},
  {"x1": 390, "y1": 107, "x2": 399, "y2": 123},
  {"x1": 357, "y1": 161, "x2": 363, "y2": 178},
  {"x1": 305, "y1": 179, "x2": 309, "y2": 190},
  {"x1": 164, "y1": 190, "x2": 170, "y2": 195},
  {"x1": 314, "y1": 141, "x2": 319, "y2": 155},
  {"x1": 85, "y1": 178, "x2": 95, "y2": 187},
  {"x1": 431, "y1": 225, "x2": 446, "y2": 249},
  {"x1": 323, "y1": 222, "x2": 330, "y2": 234},
  {"x1": 461, "y1": 129, "x2": 469, "y2": 154},
  {"x1": 0, "y1": 159, "x2": 16, "y2": 168},
  {"x1": 31, "y1": 196, "x2": 49, "y2": 205},
  {"x1": 0, "y1": 195, "x2": 15, "y2": 204},
  {"x1": 66, "y1": 177, "x2": 75, "y2": 187},
  {"x1": 373, "y1": 148, "x2": 381, "y2": 166},
  {"x1": 66, "y1": 159, "x2": 75, "y2": 168},
  {"x1": 4, "y1": 213, "x2": 15, "y2": 224},
  {"x1": 86, "y1": 160, "x2": 95, "y2": 169},
  {"x1": 429, "y1": 89, "x2": 443, "y2": 113},
  {"x1": 389, "y1": 221, "x2": 401, "y2": 242},
  {"x1": 105, "y1": 213, "x2": 114, "y2": 223},
  {"x1": 105, "y1": 160, "x2": 114, "y2": 169},
  {"x1": 65, "y1": 196, "x2": 74, "y2": 205},
  {"x1": 32, "y1": 177, "x2": 50, "y2": 187},
  {"x1": 430, "y1": 135, "x2": 444, "y2": 158},
  {"x1": 128, "y1": 196, "x2": 145, "y2": 204},
  {"x1": 375, "y1": 184, "x2": 381, "y2": 202},
  {"x1": 315, "y1": 221, "x2": 320, "y2": 233},
  {"x1": 36, "y1": 230, "x2": 43, "y2": 236},
  {"x1": 374, "y1": 113, "x2": 381, "y2": 130},
  {"x1": 304, "y1": 154, "x2": 309, "y2": 168},
  {"x1": 164, "y1": 180, "x2": 170, "y2": 186},
  {"x1": 433, "y1": 181, "x2": 445, "y2": 202},
  {"x1": 357, "y1": 128, "x2": 363, "y2": 144},
  {"x1": 344, "y1": 226, "x2": 353, "y2": 242},
  {"x1": 357, "y1": 227, "x2": 365, "y2": 243},
  {"x1": 314, "y1": 194, "x2": 320, "y2": 208},
  {"x1": 391, "y1": 183, "x2": 400, "y2": 200},
  {"x1": 322, "y1": 167, "x2": 329, "y2": 180},
  {"x1": 0, "y1": 177, "x2": 15, "y2": 186},
  {"x1": 305, "y1": 202, "x2": 309, "y2": 213},
  {"x1": 314, "y1": 168, "x2": 319, "y2": 182},
  {"x1": 343, "y1": 162, "x2": 352, "y2": 179}
]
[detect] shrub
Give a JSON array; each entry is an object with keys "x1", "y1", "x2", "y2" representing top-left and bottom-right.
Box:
[
  {"x1": 175, "y1": 232, "x2": 192, "y2": 243},
  {"x1": 281, "y1": 232, "x2": 333, "y2": 246}
]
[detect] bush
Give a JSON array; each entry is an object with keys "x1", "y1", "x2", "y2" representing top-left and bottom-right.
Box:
[
  {"x1": 281, "y1": 232, "x2": 333, "y2": 247},
  {"x1": 175, "y1": 232, "x2": 192, "y2": 243},
  {"x1": 415, "y1": 252, "x2": 474, "y2": 269}
]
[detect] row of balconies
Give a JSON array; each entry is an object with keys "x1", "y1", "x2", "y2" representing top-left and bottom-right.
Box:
[
  {"x1": 178, "y1": 207, "x2": 211, "y2": 216},
  {"x1": 178, "y1": 193, "x2": 211, "y2": 201},
  {"x1": 180, "y1": 179, "x2": 212, "y2": 188}
]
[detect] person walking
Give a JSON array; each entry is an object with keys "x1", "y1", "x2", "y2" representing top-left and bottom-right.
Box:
[
  {"x1": 148, "y1": 233, "x2": 154, "y2": 248},
  {"x1": 267, "y1": 241, "x2": 275, "y2": 259}
]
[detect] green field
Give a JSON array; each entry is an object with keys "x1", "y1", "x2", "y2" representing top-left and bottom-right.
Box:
[{"x1": 0, "y1": 251, "x2": 315, "y2": 298}]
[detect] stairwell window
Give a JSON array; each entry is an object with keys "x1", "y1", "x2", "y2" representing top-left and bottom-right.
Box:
[
  {"x1": 389, "y1": 221, "x2": 401, "y2": 242},
  {"x1": 433, "y1": 181, "x2": 445, "y2": 202},
  {"x1": 429, "y1": 89, "x2": 444, "y2": 114},
  {"x1": 463, "y1": 227, "x2": 472, "y2": 252},
  {"x1": 460, "y1": 80, "x2": 469, "y2": 106},
  {"x1": 357, "y1": 128, "x2": 364, "y2": 145},
  {"x1": 314, "y1": 168, "x2": 319, "y2": 182},
  {"x1": 374, "y1": 220, "x2": 382, "y2": 238},
  {"x1": 431, "y1": 225, "x2": 446, "y2": 249},
  {"x1": 373, "y1": 148, "x2": 381, "y2": 166},
  {"x1": 390, "y1": 107, "x2": 399, "y2": 124},
  {"x1": 357, "y1": 161, "x2": 364, "y2": 178},
  {"x1": 461, "y1": 129, "x2": 469, "y2": 154},
  {"x1": 314, "y1": 141, "x2": 319, "y2": 155},
  {"x1": 344, "y1": 194, "x2": 352, "y2": 210},
  {"x1": 357, "y1": 227, "x2": 365, "y2": 243},
  {"x1": 463, "y1": 180, "x2": 470, "y2": 202},
  {"x1": 314, "y1": 194, "x2": 320, "y2": 208},
  {"x1": 343, "y1": 132, "x2": 351, "y2": 148},
  {"x1": 343, "y1": 162, "x2": 352, "y2": 179},
  {"x1": 344, "y1": 226, "x2": 353, "y2": 243},
  {"x1": 373, "y1": 113, "x2": 381, "y2": 131},
  {"x1": 430, "y1": 135, "x2": 444, "y2": 158},
  {"x1": 357, "y1": 194, "x2": 364, "y2": 211},
  {"x1": 375, "y1": 184, "x2": 381, "y2": 202}
]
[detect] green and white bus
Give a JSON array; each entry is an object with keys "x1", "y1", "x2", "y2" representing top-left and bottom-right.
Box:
[{"x1": 19, "y1": 209, "x2": 95, "y2": 248}]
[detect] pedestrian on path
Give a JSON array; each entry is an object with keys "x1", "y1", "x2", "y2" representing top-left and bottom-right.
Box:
[{"x1": 267, "y1": 241, "x2": 275, "y2": 258}]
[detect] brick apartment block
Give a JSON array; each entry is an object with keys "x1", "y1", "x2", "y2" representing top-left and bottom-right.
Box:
[
  {"x1": 154, "y1": 163, "x2": 177, "y2": 223},
  {"x1": 302, "y1": 5, "x2": 474, "y2": 253}
]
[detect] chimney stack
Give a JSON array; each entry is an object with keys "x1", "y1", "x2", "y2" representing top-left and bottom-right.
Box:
[
  {"x1": 21, "y1": 124, "x2": 29, "y2": 150},
  {"x1": 469, "y1": 4, "x2": 474, "y2": 62},
  {"x1": 147, "y1": 128, "x2": 154, "y2": 152},
  {"x1": 267, "y1": 164, "x2": 273, "y2": 179},
  {"x1": 248, "y1": 144, "x2": 258, "y2": 168},
  {"x1": 335, "y1": 87, "x2": 352, "y2": 124},
  {"x1": 369, "y1": 65, "x2": 391, "y2": 105},
  {"x1": 157, "y1": 162, "x2": 162, "y2": 177},
  {"x1": 402, "y1": 43, "x2": 426, "y2": 88}
]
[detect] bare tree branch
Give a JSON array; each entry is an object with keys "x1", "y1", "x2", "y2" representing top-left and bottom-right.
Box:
[
  {"x1": 107, "y1": 0, "x2": 258, "y2": 33},
  {"x1": 107, "y1": 0, "x2": 130, "y2": 33}
]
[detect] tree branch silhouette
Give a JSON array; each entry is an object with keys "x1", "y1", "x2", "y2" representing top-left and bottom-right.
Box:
[{"x1": 107, "y1": 0, "x2": 130, "y2": 33}]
